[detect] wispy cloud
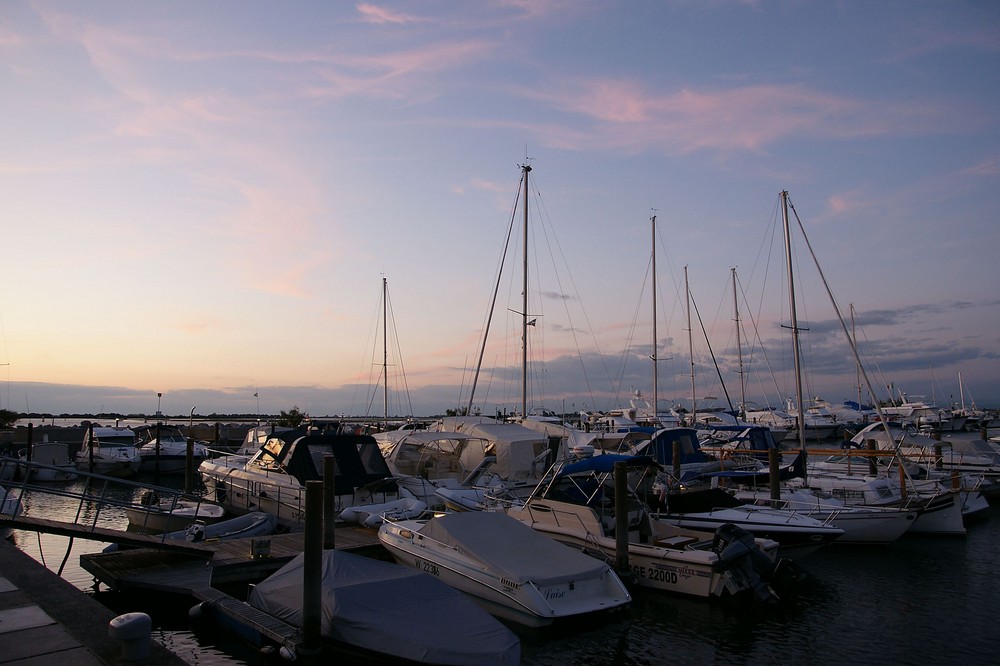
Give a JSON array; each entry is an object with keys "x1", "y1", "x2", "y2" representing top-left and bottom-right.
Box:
[{"x1": 521, "y1": 80, "x2": 959, "y2": 155}]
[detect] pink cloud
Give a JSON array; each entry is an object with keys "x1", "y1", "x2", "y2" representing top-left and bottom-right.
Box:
[{"x1": 356, "y1": 3, "x2": 419, "y2": 25}]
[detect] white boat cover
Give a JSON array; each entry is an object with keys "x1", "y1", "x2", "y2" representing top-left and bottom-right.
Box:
[
  {"x1": 420, "y1": 511, "x2": 609, "y2": 585},
  {"x1": 248, "y1": 550, "x2": 520, "y2": 665}
]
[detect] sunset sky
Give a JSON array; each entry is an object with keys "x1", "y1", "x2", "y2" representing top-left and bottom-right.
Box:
[{"x1": 2, "y1": 1, "x2": 998, "y2": 419}]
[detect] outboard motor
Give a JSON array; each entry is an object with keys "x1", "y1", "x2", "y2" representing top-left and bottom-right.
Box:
[{"x1": 712, "y1": 523, "x2": 779, "y2": 603}]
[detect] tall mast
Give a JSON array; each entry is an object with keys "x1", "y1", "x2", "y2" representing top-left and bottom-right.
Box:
[
  {"x1": 781, "y1": 190, "x2": 807, "y2": 452},
  {"x1": 732, "y1": 267, "x2": 746, "y2": 418},
  {"x1": 651, "y1": 214, "x2": 658, "y2": 423},
  {"x1": 685, "y1": 265, "x2": 696, "y2": 427},
  {"x1": 851, "y1": 303, "x2": 862, "y2": 407},
  {"x1": 382, "y1": 276, "x2": 389, "y2": 431},
  {"x1": 521, "y1": 163, "x2": 531, "y2": 419}
]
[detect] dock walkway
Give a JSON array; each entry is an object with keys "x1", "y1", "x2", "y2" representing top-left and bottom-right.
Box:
[{"x1": 0, "y1": 539, "x2": 187, "y2": 666}]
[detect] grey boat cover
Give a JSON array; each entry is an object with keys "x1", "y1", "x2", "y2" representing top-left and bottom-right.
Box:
[
  {"x1": 420, "y1": 511, "x2": 609, "y2": 586},
  {"x1": 248, "y1": 550, "x2": 519, "y2": 666}
]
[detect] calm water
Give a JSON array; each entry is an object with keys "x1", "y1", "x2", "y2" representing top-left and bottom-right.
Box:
[{"x1": 9, "y1": 431, "x2": 1000, "y2": 665}]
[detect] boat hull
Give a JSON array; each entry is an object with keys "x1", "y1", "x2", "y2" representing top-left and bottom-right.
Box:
[{"x1": 379, "y1": 516, "x2": 631, "y2": 628}]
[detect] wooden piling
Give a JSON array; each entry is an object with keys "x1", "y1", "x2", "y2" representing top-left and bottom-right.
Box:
[
  {"x1": 185, "y1": 438, "x2": 194, "y2": 494},
  {"x1": 323, "y1": 455, "x2": 336, "y2": 549},
  {"x1": 768, "y1": 448, "x2": 781, "y2": 507},
  {"x1": 300, "y1": 480, "x2": 323, "y2": 657},
  {"x1": 613, "y1": 461, "x2": 629, "y2": 574},
  {"x1": 866, "y1": 439, "x2": 878, "y2": 475}
]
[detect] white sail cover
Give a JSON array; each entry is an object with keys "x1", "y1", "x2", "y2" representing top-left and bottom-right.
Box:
[
  {"x1": 248, "y1": 550, "x2": 519, "y2": 665},
  {"x1": 421, "y1": 511, "x2": 610, "y2": 585}
]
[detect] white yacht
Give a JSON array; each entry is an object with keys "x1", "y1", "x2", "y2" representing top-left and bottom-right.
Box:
[
  {"x1": 198, "y1": 428, "x2": 399, "y2": 528},
  {"x1": 74, "y1": 426, "x2": 141, "y2": 478}
]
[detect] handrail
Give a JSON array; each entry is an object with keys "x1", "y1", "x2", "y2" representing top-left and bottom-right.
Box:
[{"x1": 1, "y1": 455, "x2": 215, "y2": 544}]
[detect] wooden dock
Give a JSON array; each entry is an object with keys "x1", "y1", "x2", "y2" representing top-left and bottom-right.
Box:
[
  {"x1": 79, "y1": 525, "x2": 383, "y2": 593},
  {"x1": 0, "y1": 540, "x2": 188, "y2": 666}
]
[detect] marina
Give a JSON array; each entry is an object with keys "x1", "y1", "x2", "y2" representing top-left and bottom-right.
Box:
[{"x1": 1, "y1": 422, "x2": 999, "y2": 664}]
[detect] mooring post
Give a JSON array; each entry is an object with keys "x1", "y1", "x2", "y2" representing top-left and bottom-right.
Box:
[
  {"x1": 866, "y1": 439, "x2": 878, "y2": 476},
  {"x1": 154, "y1": 422, "x2": 162, "y2": 481},
  {"x1": 185, "y1": 438, "x2": 194, "y2": 494},
  {"x1": 672, "y1": 439, "x2": 681, "y2": 482},
  {"x1": 300, "y1": 480, "x2": 323, "y2": 658},
  {"x1": 613, "y1": 461, "x2": 629, "y2": 574},
  {"x1": 87, "y1": 423, "x2": 94, "y2": 473},
  {"x1": 25, "y1": 423, "x2": 33, "y2": 463},
  {"x1": 323, "y1": 455, "x2": 336, "y2": 549},
  {"x1": 769, "y1": 448, "x2": 781, "y2": 507}
]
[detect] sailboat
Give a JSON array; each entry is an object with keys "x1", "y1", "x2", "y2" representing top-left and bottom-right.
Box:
[{"x1": 770, "y1": 192, "x2": 968, "y2": 536}]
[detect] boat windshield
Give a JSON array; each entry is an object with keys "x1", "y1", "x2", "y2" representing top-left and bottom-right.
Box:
[{"x1": 97, "y1": 436, "x2": 135, "y2": 447}]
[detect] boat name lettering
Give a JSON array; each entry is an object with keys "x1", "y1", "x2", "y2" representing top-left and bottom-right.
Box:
[
  {"x1": 633, "y1": 565, "x2": 678, "y2": 585},
  {"x1": 543, "y1": 588, "x2": 567, "y2": 600},
  {"x1": 417, "y1": 559, "x2": 440, "y2": 577}
]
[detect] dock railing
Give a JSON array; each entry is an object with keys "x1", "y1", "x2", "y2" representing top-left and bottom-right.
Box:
[{"x1": 1, "y1": 455, "x2": 220, "y2": 549}]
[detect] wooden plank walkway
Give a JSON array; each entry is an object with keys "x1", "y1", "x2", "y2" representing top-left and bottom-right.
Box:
[
  {"x1": 0, "y1": 514, "x2": 215, "y2": 555},
  {"x1": 0, "y1": 540, "x2": 188, "y2": 666},
  {"x1": 79, "y1": 525, "x2": 383, "y2": 594}
]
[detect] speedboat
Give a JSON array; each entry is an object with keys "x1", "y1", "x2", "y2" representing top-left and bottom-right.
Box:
[
  {"x1": 650, "y1": 486, "x2": 845, "y2": 558},
  {"x1": 135, "y1": 425, "x2": 209, "y2": 474},
  {"x1": 124, "y1": 489, "x2": 226, "y2": 534},
  {"x1": 198, "y1": 429, "x2": 400, "y2": 528},
  {"x1": 503, "y1": 454, "x2": 804, "y2": 603},
  {"x1": 378, "y1": 510, "x2": 632, "y2": 627},
  {"x1": 375, "y1": 430, "x2": 493, "y2": 509},
  {"x1": 247, "y1": 549, "x2": 520, "y2": 665},
  {"x1": 74, "y1": 426, "x2": 141, "y2": 478},
  {"x1": 733, "y1": 486, "x2": 918, "y2": 545}
]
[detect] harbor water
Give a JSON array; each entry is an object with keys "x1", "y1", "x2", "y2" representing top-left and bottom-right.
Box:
[{"x1": 7, "y1": 429, "x2": 1000, "y2": 665}]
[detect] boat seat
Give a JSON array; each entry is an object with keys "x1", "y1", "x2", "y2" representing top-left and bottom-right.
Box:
[{"x1": 655, "y1": 535, "x2": 699, "y2": 549}]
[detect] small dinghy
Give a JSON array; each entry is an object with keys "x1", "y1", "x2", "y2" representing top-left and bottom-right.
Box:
[
  {"x1": 338, "y1": 496, "x2": 427, "y2": 527},
  {"x1": 166, "y1": 511, "x2": 277, "y2": 542},
  {"x1": 248, "y1": 549, "x2": 520, "y2": 665}
]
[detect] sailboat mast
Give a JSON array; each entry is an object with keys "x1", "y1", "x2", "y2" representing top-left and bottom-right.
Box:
[
  {"x1": 651, "y1": 214, "x2": 658, "y2": 423},
  {"x1": 732, "y1": 268, "x2": 746, "y2": 418},
  {"x1": 851, "y1": 304, "x2": 863, "y2": 407},
  {"x1": 521, "y1": 163, "x2": 531, "y2": 419},
  {"x1": 685, "y1": 265, "x2": 696, "y2": 427},
  {"x1": 382, "y1": 276, "x2": 389, "y2": 431},
  {"x1": 781, "y1": 190, "x2": 807, "y2": 452}
]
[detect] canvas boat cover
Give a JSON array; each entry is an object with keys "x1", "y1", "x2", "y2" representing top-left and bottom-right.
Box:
[
  {"x1": 419, "y1": 511, "x2": 608, "y2": 586},
  {"x1": 248, "y1": 550, "x2": 519, "y2": 666}
]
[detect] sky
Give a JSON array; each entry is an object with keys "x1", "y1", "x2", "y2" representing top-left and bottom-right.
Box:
[{"x1": 2, "y1": 1, "x2": 999, "y2": 420}]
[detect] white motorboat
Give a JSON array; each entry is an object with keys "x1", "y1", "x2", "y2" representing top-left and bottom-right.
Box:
[
  {"x1": 247, "y1": 549, "x2": 520, "y2": 665},
  {"x1": 135, "y1": 425, "x2": 209, "y2": 474},
  {"x1": 18, "y1": 442, "x2": 78, "y2": 482},
  {"x1": 504, "y1": 454, "x2": 804, "y2": 603},
  {"x1": 649, "y1": 486, "x2": 845, "y2": 559},
  {"x1": 800, "y1": 464, "x2": 967, "y2": 536},
  {"x1": 74, "y1": 426, "x2": 142, "y2": 478},
  {"x1": 376, "y1": 430, "x2": 493, "y2": 509},
  {"x1": 198, "y1": 429, "x2": 400, "y2": 528},
  {"x1": 378, "y1": 511, "x2": 632, "y2": 627},
  {"x1": 734, "y1": 486, "x2": 918, "y2": 545},
  {"x1": 124, "y1": 490, "x2": 226, "y2": 534}
]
